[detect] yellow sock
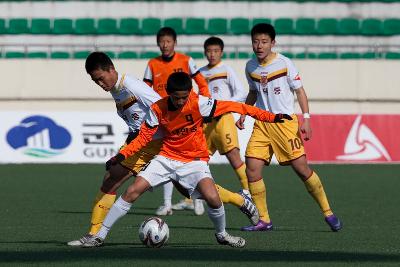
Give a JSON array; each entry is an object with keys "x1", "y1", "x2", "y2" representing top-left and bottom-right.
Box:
[
  {"x1": 249, "y1": 179, "x2": 270, "y2": 223},
  {"x1": 215, "y1": 184, "x2": 244, "y2": 207},
  {"x1": 304, "y1": 172, "x2": 333, "y2": 217},
  {"x1": 89, "y1": 191, "x2": 116, "y2": 235},
  {"x1": 234, "y1": 164, "x2": 249, "y2": 190}
]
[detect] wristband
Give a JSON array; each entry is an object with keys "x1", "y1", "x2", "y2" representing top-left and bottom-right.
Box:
[{"x1": 303, "y1": 113, "x2": 311, "y2": 119}]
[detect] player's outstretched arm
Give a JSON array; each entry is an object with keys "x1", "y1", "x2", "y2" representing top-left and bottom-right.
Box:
[{"x1": 193, "y1": 72, "x2": 211, "y2": 97}]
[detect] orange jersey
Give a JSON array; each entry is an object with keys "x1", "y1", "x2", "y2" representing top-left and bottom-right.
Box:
[
  {"x1": 143, "y1": 52, "x2": 210, "y2": 98},
  {"x1": 119, "y1": 90, "x2": 277, "y2": 163}
]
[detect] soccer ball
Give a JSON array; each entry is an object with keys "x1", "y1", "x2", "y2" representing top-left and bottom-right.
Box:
[{"x1": 138, "y1": 217, "x2": 169, "y2": 248}]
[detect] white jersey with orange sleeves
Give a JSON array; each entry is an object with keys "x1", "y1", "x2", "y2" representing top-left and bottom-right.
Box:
[
  {"x1": 199, "y1": 62, "x2": 247, "y2": 102},
  {"x1": 245, "y1": 53, "x2": 303, "y2": 114},
  {"x1": 110, "y1": 73, "x2": 161, "y2": 133}
]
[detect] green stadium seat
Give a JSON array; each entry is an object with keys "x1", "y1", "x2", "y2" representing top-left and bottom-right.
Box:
[
  {"x1": 73, "y1": 51, "x2": 91, "y2": 59},
  {"x1": 141, "y1": 18, "x2": 161, "y2": 35},
  {"x1": 140, "y1": 51, "x2": 159, "y2": 59},
  {"x1": 27, "y1": 52, "x2": 48, "y2": 58},
  {"x1": 281, "y1": 51, "x2": 294, "y2": 58},
  {"x1": 383, "y1": 19, "x2": 400, "y2": 35},
  {"x1": 295, "y1": 52, "x2": 317, "y2": 59},
  {"x1": 118, "y1": 51, "x2": 138, "y2": 59},
  {"x1": 207, "y1": 18, "x2": 228, "y2": 34},
  {"x1": 50, "y1": 51, "x2": 70, "y2": 59},
  {"x1": 318, "y1": 52, "x2": 338, "y2": 59},
  {"x1": 163, "y1": 18, "x2": 184, "y2": 34},
  {"x1": 75, "y1": 18, "x2": 96, "y2": 35},
  {"x1": 252, "y1": 18, "x2": 272, "y2": 27},
  {"x1": 8, "y1": 18, "x2": 29, "y2": 34},
  {"x1": 274, "y1": 18, "x2": 295, "y2": 35},
  {"x1": 187, "y1": 51, "x2": 204, "y2": 59},
  {"x1": 296, "y1": 18, "x2": 316, "y2": 35},
  {"x1": 316, "y1": 18, "x2": 339, "y2": 35},
  {"x1": 385, "y1": 52, "x2": 400, "y2": 59},
  {"x1": 229, "y1": 51, "x2": 251, "y2": 59},
  {"x1": 361, "y1": 52, "x2": 380, "y2": 59},
  {"x1": 53, "y1": 19, "x2": 74, "y2": 34},
  {"x1": 30, "y1": 18, "x2": 51, "y2": 34},
  {"x1": 0, "y1": 18, "x2": 6, "y2": 34},
  {"x1": 338, "y1": 18, "x2": 360, "y2": 35},
  {"x1": 103, "y1": 51, "x2": 116, "y2": 59},
  {"x1": 97, "y1": 18, "x2": 118, "y2": 35},
  {"x1": 119, "y1": 18, "x2": 140, "y2": 35},
  {"x1": 5, "y1": 51, "x2": 25, "y2": 58},
  {"x1": 361, "y1": 18, "x2": 383, "y2": 36},
  {"x1": 185, "y1": 18, "x2": 206, "y2": 35},
  {"x1": 230, "y1": 18, "x2": 250, "y2": 35},
  {"x1": 340, "y1": 52, "x2": 361, "y2": 59}
]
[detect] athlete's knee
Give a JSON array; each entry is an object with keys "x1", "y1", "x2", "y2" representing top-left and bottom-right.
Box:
[{"x1": 206, "y1": 194, "x2": 222, "y2": 209}]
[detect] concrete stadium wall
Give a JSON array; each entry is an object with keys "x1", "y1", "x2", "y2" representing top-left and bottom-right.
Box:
[{"x1": 1, "y1": 59, "x2": 399, "y2": 114}]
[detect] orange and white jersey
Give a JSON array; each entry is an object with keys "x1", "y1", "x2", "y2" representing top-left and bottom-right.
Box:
[
  {"x1": 143, "y1": 52, "x2": 210, "y2": 98},
  {"x1": 199, "y1": 62, "x2": 247, "y2": 102},
  {"x1": 119, "y1": 90, "x2": 278, "y2": 163},
  {"x1": 245, "y1": 53, "x2": 303, "y2": 114},
  {"x1": 110, "y1": 73, "x2": 161, "y2": 133}
]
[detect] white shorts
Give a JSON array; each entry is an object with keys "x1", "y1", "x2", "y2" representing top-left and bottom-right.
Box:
[{"x1": 137, "y1": 155, "x2": 213, "y2": 198}]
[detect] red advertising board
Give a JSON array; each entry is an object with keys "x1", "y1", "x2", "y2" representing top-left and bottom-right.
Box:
[{"x1": 302, "y1": 115, "x2": 400, "y2": 163}]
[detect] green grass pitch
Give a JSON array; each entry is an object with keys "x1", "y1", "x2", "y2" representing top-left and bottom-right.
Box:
[{"x1": 0, "y1": 164, "x2": 399, "y2": 266}]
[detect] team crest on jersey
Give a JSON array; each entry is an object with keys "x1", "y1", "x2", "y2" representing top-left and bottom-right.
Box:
[
  {"x1": 260, "y1": 72, "x2": 268, "y2": 92},
  {"x1": 274, "y1": 87, "x2": 281, "y2": 95},
  {"x1": 212, "y1": 86, "x2": 219, "y2": 94}
]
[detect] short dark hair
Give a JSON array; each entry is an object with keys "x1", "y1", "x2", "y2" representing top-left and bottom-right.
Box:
[
  {"x1": 85, "y1": 52, "x2": 114, "y2": 74},
  {"x1": 166, "y1": 72, "x2": 192, "y2": 94},
  {"x1": 251, "y1": 23, "x2": 276, "y2": 41},
  {"x1": 204, "y1": 36, "x2": 224, "y2": 51},
  {"x1": 157, "y1": 27, "x2": 177, "y2": 42}
]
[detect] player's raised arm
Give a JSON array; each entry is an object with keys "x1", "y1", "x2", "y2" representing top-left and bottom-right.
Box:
[{"x1": 188, "y1": 57, "x2": 211, "y2": 97}]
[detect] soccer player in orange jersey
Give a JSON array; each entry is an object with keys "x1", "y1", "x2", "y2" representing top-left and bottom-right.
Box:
[
  {"x1": 144, "y1": 27, "x2": 210, "y2": 215},
  {"x1": 82, "y1": 72, "x2": 291, "y2": 248}
]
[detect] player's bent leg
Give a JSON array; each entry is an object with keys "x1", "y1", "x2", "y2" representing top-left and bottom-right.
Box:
[{"x1": 225, "y1": 148, "x2": 249, "y2": 190}]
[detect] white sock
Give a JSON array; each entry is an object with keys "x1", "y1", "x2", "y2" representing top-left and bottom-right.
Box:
[
  {"x1": 207, "y1": 205, "x2": 226, "y2": 235},
  {"x1": 163, "y1": 182, "x2": 173, "y2": 208},
  {"x1": 97, "y1": 196, "x2": 132, "y2": 240}
]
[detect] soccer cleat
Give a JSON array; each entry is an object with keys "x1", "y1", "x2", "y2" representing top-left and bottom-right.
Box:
[
  {"x1": 155, "y1": 205, "x2": 173, "y2": 216},
  {"x1": 238, "y1": 190, "x2": 259, "y2": 225},
  {"x1": 241, "y1": 220, "x2": 273, "y2": 231},
  {"x1": 325, "y1": 214, "x2": 342, "y2": 232},
  {"x1": 67, "y1": 234, "x2": 93, "y2": 247},
  {"x1": 240, "y1": 189, "x2": 252, "y2": 200},
  {"x1": 193, "y1": 199, "x2": 205, "y2": 216},
  {"x1": 81, "y1": 236, "x2": 104, "y2": 248},
  {"x1": 171, "y1": 199, "x2": 194, "y2": 211},
  {"x1": 215, "y1": 232, "x2": 246, "y2": 248}
]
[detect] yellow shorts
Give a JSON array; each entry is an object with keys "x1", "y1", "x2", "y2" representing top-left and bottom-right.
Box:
[
  {"x1": 120, "y1": 139, "x2": 162, "y2": 175},
  {"x1": 203, "y1": 113, "x2": 239, "y2": 155},
  {"x1": 245, "y1": 115, "x2": 305, "y2": 164}
]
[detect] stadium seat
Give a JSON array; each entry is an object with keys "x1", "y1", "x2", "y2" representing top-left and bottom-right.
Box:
[
  {"x1": 50, "y1": 51, "x2": 70, "y2": 59},
  {"x1": 338, "y1": 18, "x2": 360, "y2": 35},
  {"x1": 30, "y1": 18, "x2": 51, "y2": 34},
  {"x1": 361, "y1": 18, "x2": 383, "y2": 36},
  {"x1": 296, "y1": 18, "x2": 317, "y2": 35},
  {"x1": 53, "y1": 19, "x2": 74, "y2": 34},
  {"x1": 163, "y1": 18, "x2": 184, "y2": 34},
  {"x1": 118, "y1": 51, "x2": 138, "y2": 59},
  {"x1": 340, "y1": 52, "x2": 361, "y2": 59},
  {"x1": 0, "y1": 18, "x2": 6, "y2": 34},
  {"x1": 27, "y1": 52, "x2": 48, "y2": 58},
  {"x1": 316, "y1": 18, "x2": 339, "y2": 35},
  {"x1": 187, "y1": 51, "x2": 204, "y2": 59},
  {"x1": 8, "y1": 18, "x2": 29, "y2": 34},
  {"x1": 73, "y1": 51, "x2": 91, "y2": 59},
  {"x1": 119, "y1": 18, "x2": 140, "y2": 35},
  {"x1": 141, "y1": 18, "x2": 161, "y2": 35},
  {"x1": 385, "y1": 52, "x2": 400, "y2": 59},
  {"x1": 229, "y1": 51, "x2": 251, "y2": 59},
  {"x1": 383, "y1": 18, "x2": 400, "y2": 36},
  {"x1": 97, "y1": 18, "x2": 118, "y2": 35},
  {"x1": 5, "y1": 51, "x2": 25, "y2": 58},
  {"x1": 140, "y1": 51, "x2": 159, "y2": 59},
  {"x1": 274, "y1": 18, "x2": 295, "y2": 35},
  {"x1": 361, "y1": 52, "x2": 380, "y2": 59},
  {"x1": 104, "y1": 51, "x2": 116, "y2": 59},
  {"x1": 230, "y1": 18, "x2": 250, "y2": 35},
  {"x1": 207, "y1": 18, "x2": 228, "y2": 34},
  {"x1": 185, "y1": 18, "x2": 206, "y2": 35},
  {"x1": 295, "y1": 52, "x2": 317, "y2": 59},
  {"x1": 252, "y1": 18, "x2": 272, "y2": 27},
  {"x1": 318, "y1": 52, "x2": 338, "y2": 59},
  {"x1": 281, "y1": 51, "x2": 294, "y2": 58},
  {"x1": 75, "y1": 18, "x2": 96, "y2": 35}
]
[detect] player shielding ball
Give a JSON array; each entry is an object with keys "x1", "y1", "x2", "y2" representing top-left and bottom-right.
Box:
[{"x1": 82, "y1": 72, "x2": 292, "y2": 248}]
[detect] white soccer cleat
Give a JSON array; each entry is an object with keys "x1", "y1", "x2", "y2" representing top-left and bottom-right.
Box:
[
  {"x1": 171, "y1": 199, "x2": 194, "y2": 211},
  {"x1": 239, "y1": 190, "x2": 259, "y2": 225},
  {"x1": 193, "y1": 199, "x2": 205, "y2": 216},
  {"x1": 240, "y1": 189, "x2": 252, "y2": 200},
  {"x1": 215, "y1": 232, "x2": 246, "y2": 248},
  {"x1": 81, "y1": 236, "x2": 104, "y2": 248},
  {"x1": 155, "y1": 205, "x2": 173, "y2": 216},
  {"x1": 67, "y1": 234, "x2": 93, "y2": 247}
]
